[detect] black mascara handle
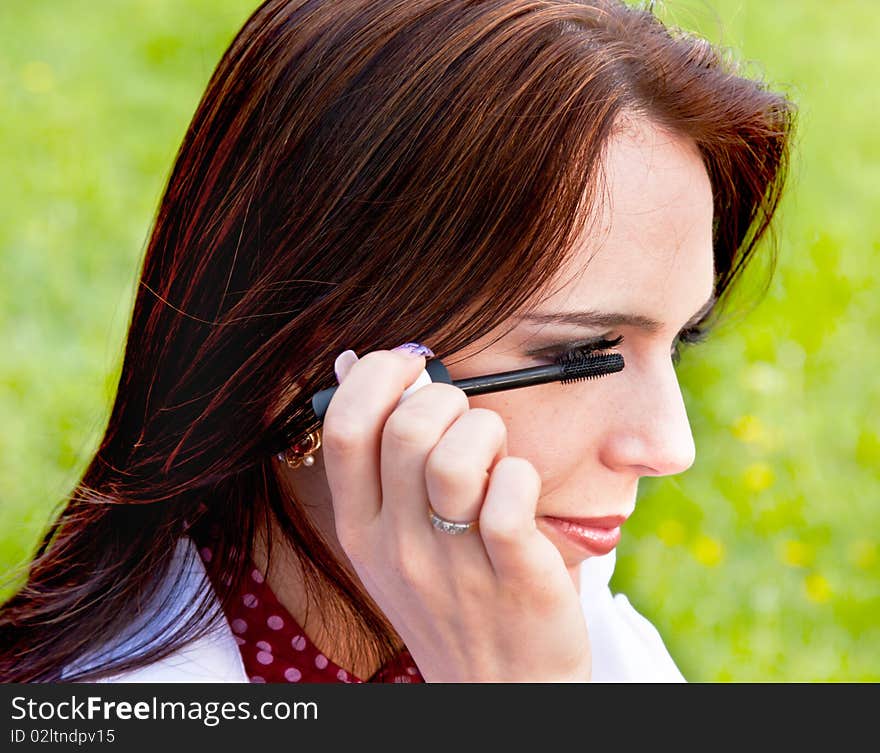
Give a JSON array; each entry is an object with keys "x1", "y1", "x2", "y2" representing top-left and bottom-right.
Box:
[{"x1": 451, "y1": 363, "x2": 565, "y2": 395}]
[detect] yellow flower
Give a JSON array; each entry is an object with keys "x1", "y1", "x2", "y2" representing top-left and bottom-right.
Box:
[
  {"x1": 692, "y1": 534, "x2": 724, "y2": 567},
  {"x1": 779, "y1": 539, "x2": 814, "y2": 568},
  {"x1": 657, "y1": 519, "x2": 686, "y2": 547},
  {"x1": 731, "y1": 414, "x2": 764, "y2": 444},
  {"x1": 804, "y1": 573, "x2": 832, "y2": 604},
  {"x1": 742, "y1": 462, "x2": 775, "y2": 492}
]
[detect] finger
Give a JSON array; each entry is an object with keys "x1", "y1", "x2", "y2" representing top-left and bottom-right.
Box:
[
  {"x1": 478, "y1": 456, "x2": 563, "y2": 582},
  {"x1": 321, "y1": 349, "x2": 427, "y2": 538},
  {"x1": 378, "y1": 383, "x2": 470, "y2": 538},
  {"x1": 423, "y1": 407, "x2": 508, "y2": 527},
  {"x1": 334, "y1": 349, "x2": 360, "y2": 383}
]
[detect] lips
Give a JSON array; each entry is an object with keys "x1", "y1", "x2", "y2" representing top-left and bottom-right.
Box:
[
  {"x1": 545, "y1": 514, "x2": 629, "y2": 529},
  {"x1": 540, "y1": 514, "x2": 629, "y2": 556}
]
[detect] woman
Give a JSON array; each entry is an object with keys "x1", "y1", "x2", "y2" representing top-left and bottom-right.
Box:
[{"x1": 0, "y1": 0, "x2": 795, "y2": 682}]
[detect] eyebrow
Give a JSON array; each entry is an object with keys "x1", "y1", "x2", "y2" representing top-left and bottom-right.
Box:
[{"x1": 516, "y1": 292, "x2": 717, "y2": 334}]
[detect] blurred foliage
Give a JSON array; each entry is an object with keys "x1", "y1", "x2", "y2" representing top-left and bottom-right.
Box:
[{"x1": 1, "y1": 0, "x2": 877, "y2": 681}]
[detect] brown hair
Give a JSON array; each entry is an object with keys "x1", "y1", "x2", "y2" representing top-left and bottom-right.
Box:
[{"x1": 0, "y1": 0, "x2": 795, "y2": 681}]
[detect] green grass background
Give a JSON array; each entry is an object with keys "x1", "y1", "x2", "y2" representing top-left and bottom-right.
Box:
[{"x1": 1, "y1": 0, "x2": 877, "y2": 681}]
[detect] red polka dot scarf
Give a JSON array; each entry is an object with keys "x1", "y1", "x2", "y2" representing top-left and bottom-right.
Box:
[{"x1": 195, "y1": 543, "x2": 424, "y2": 684}]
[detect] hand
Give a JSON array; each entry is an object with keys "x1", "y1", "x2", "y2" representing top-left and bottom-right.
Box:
[{"x1": 321, "y1": 346, "x2": 592, "y2": 682}]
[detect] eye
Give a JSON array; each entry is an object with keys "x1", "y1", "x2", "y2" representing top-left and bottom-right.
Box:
[
  {"x1": 671, "y1": 325, "x2": 709, "y2": 366},
  {"x1": 548, "y1": 334, "x2": 625, "y2": 362}
]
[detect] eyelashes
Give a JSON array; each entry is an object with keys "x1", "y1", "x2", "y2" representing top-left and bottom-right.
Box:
[
  {"x1": 559, "y1": 334, "x2": 625, "y2": 361},
  {"x1": 552, "y1": 326, "x2": 709, "y2": 366},
  {"x1": 670, "y1": 325, "x2": 709, "y2": 365}
]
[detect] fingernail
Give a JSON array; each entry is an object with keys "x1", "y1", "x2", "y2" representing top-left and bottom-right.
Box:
[
  {"x1": 391, "y1": 342, "x2": 435, "y2": 358},
  {"x1": 334, "y1": 349, "x2": 359, "y2": 383}
]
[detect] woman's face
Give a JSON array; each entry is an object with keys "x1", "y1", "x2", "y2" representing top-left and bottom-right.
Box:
[{"x1": 442, "y1": 116, "x2": 715, "y2": 587}]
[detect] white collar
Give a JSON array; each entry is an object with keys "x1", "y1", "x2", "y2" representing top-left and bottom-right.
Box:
[{"x1": 63, "y1": 537, "x2": 248, "y2": 683}]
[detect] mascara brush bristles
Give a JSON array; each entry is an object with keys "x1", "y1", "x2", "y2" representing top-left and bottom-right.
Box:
[{"x1": 557, "y1": 351, "x2": 625, "y2": 383}]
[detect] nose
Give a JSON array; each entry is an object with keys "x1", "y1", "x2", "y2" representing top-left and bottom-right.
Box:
[{"x1": 598, "y1": 357, "x2": 697, "y2": 477}]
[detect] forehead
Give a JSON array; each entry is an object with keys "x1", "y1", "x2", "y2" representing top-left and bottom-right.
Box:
[{"x1": 528, "y1": 118, "x2": 715, "y2": 327}]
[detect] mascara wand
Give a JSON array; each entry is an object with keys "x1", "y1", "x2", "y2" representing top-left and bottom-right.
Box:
[
  {"x1": 450, "y1": 350, "x2": 624, "y2": 395},
  {"x1": 310, "y1": 350, "x2": 624, "y2": 423}
]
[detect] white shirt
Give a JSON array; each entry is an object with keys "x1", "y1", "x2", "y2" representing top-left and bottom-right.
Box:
[{"x1": 64, "y1": 537, "x2": 685, "y2": 682}]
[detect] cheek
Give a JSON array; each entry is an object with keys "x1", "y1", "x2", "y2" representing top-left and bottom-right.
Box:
[{"x1": 464, "y1": 391, "x2": 594, "y2": 494}]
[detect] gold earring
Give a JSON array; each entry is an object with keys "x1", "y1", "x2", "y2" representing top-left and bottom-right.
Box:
[{"x1": 277, "y1": 428, "x2": 322, "y2": 468}]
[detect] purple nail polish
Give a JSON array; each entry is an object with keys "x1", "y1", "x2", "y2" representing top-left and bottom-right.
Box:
[{"x1": 391, "y1": 342, "x2": 435, "y2": 358}]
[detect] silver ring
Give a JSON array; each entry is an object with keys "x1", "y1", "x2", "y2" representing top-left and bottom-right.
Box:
[{"x1": 428, "y1": 504, "x2": 479, "y2": 535}]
